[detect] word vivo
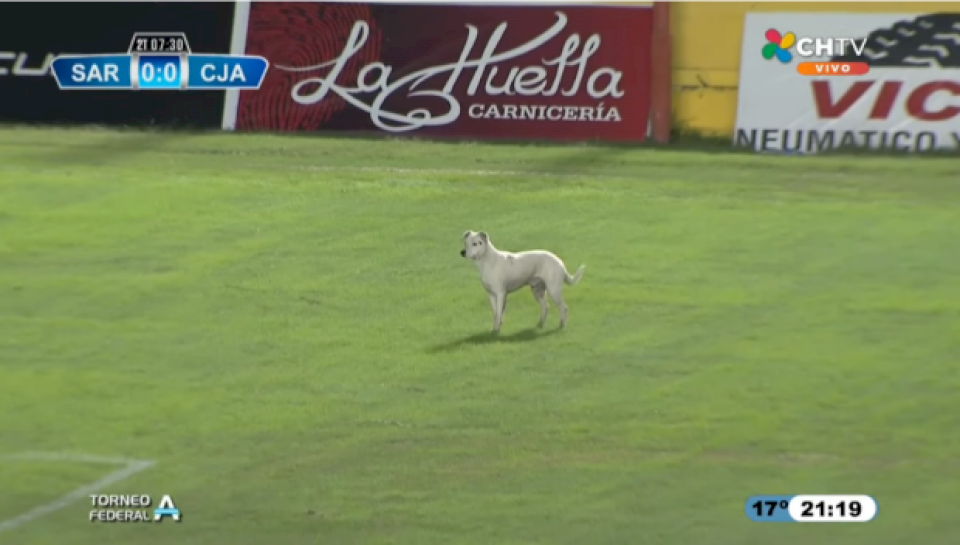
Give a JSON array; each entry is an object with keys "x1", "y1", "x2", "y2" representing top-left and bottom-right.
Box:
[
  {"x1": 89, "y1": 494, "x2": 181, "y2": 523},
  {"x1": 795, "y1": 37, "x2": 867, "y2": 58},
  {"x1": 811, "y1": 63, "x2": 860, "y2": 74},
  {"x1": 795, "y1": 61, "x2": 870, "y2": 77}
]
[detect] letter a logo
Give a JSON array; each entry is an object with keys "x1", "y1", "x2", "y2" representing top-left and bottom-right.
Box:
[{"x1": 154, "y1": 495, "x2": 181, "y2": 522}]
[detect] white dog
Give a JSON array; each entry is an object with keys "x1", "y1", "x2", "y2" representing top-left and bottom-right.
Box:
[{"x1": 460, "y1": 230, "x2": 585, "y2": 333}]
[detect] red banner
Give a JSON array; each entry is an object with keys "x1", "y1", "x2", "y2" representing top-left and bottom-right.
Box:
[{"x1": 235, "y1": 3, "x2": 653, "y2": 142}]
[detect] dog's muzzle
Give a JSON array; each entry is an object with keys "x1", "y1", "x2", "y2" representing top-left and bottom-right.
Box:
[{"x1": 460, "y1": 250, "x2": 466, "y2": 257}]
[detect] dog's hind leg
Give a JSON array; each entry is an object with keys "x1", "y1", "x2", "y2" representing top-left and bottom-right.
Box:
[
  {"x1": 546, "y1": 284, "x2": 568, "y2": 328},
  {"x1": 531, "y1": 282, "x2": 549, "y2": 329}
]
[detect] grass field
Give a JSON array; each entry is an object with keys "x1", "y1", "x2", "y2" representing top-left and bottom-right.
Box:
[{"x1": 1, "y1": 126, "x2": 958, "y2": 545}]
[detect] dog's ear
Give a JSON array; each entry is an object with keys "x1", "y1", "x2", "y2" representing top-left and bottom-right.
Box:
[
  {"x1": 462, "y1": 230, "x2": 472, "y2": 240},
  {"x1": 478, "y1": 231, "x2": 488, "y2": 242}
]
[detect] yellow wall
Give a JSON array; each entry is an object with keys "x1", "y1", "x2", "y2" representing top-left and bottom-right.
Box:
[{"x1": 671, "y1": 2, "x2": 960, "y2": 136}]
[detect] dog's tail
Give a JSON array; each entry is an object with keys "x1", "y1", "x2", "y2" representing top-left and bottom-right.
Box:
[{"x1": 565, "y1": 264, "x2": 586, "y2": 286}]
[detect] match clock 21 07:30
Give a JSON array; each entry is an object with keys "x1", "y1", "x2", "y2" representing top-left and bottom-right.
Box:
[
  {"x1": 746, "y1": 495, "x2": 878, "y2": 522},
  {"x1": 130, "y1": 34, "x2": 189, "y2": 53}
]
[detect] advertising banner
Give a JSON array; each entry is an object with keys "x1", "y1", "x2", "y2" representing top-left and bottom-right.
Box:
[
  {"x1": 0, "y1": 2, "x2": 234, "y2": 127},
  {"x1": 735, "y1": 13, "x2": 960, "y2": 153},
  {"x1": 233, "y1": 2, "x2": 653, "y2": 142}
]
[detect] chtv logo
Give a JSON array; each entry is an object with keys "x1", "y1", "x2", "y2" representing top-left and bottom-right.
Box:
[{"x1": 762, "y1": 28, "x2": 870, "y2": 76}]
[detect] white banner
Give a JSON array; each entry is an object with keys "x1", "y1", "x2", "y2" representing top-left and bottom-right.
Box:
[{"x1": 735, "y1": 13, "x2": 960, "y2": 153}]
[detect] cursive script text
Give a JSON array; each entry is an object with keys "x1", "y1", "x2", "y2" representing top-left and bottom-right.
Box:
[{"x1": 275, "y1": 12, "x2": 626, "y2": 132}]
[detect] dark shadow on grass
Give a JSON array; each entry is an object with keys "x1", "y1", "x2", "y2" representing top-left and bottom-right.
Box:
[
  {"x1": 0, "y1": 123, "x2": 205, "y2": 166},
  {"x1": 7, "y1": 123, "x2": 959, "y2": 161},
  {"x1": 42, "y1": 127, "x2": 185, "y2": 166},
  {"x1": 427, "y1": 327, "x2": 561, "y2": 354}
]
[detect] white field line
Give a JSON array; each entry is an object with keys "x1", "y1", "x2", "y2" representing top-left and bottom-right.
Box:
[
  {"x1": 0, "y1": 452, "x2": 145, "y2": 465},
  {"x1": 0, "y1": 452, "x2": 156, "y2": 534},
  {"x1": 287, "y1": 163, "x2": 860, "y2": 187},
  {"x1": 292, "y1": 164, "x2": 620, "y2": 181}
]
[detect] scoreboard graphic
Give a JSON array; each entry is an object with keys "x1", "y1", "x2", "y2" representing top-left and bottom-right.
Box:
[{"x1": 50, "y1": 32, "x2": 268, "y2": 91}]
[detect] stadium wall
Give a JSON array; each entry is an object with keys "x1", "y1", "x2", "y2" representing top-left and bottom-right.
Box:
[
  {"x1": 670, "y1": 1, "x2": 960, "y2": 137},
  {"x1": 0, "y1": 2, "x2": 234, "y2": 128}
]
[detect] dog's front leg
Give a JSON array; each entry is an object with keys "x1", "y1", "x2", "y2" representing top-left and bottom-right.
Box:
[
  {"x1": 487, "y1": 292, "x2": 499, "y2": 333},
  {"x1": 492, "y1": 292, "x2": 506, "y2": 334}
]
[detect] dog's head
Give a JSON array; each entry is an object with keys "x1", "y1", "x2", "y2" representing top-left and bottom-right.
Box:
[{"x1": 461, "y1": 230, "x2": 490, "y2": 260}]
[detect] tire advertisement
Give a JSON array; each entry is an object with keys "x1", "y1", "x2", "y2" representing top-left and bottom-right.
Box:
[
  {"x1": 232, "y1": 2, "x2": 653, "y2": 142},
  {"x1": 0, "y1": 2, "x2": 234, "y2": 127},
  {"x1": 735, "y1": 13, "x2": 960, "y2": 153}
]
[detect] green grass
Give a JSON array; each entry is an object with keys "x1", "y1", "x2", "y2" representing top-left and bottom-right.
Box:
[{"x1": 1, "y1": 126, "x2": 959, "y2": 544}]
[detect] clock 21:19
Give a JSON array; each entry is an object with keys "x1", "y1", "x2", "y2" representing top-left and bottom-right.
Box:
[{"x1": 802, "y1": 500, "x2": 861, "y2": 518}]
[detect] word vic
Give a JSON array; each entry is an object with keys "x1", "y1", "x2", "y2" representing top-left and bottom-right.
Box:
[{"x1": 813, "y1": 80, "x2": 960, "y2": 121}]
